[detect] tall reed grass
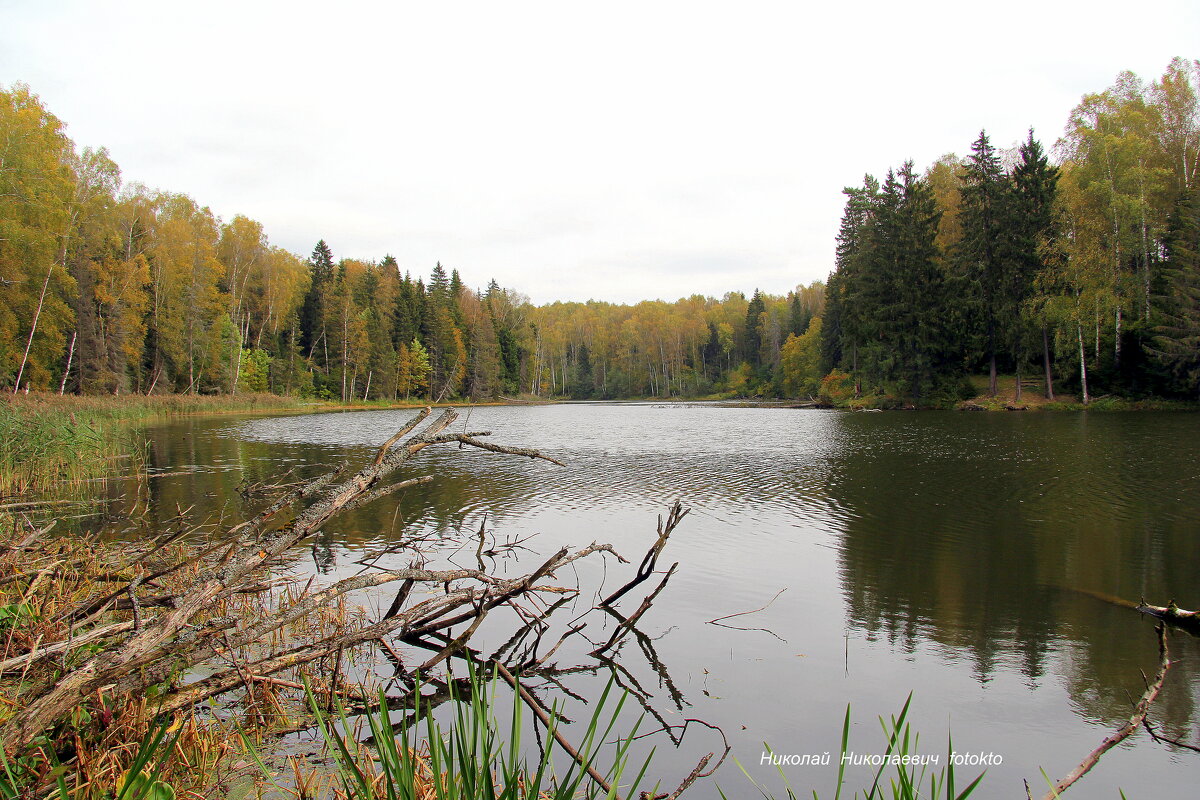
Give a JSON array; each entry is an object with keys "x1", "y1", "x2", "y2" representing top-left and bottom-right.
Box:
[
  {"x1": 0, "y1": 392, "x2": 303, "y2": 497},
  {"x1": 725, "y1": 694, "x2": 985, "y2": 800},
  {"x1": 244, "y1": 665, "x2": 655, "y2": 800}
]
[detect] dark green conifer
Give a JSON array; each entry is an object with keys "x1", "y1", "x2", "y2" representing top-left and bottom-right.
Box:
[
  {"x1": 1151, "y1": 189, "x2": 1200, "y2": 398},
  {"x1": 957, "y1": 131, "x2": 1010, "y2": 395}
]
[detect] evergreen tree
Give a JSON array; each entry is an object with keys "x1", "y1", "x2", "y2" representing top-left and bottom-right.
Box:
[
  {"x1": 788, "y1": 292, "x2": 811, "y2": 338},
  {"x1": 571, "y1": 343, "x2": 594, "y2": 398},
  {"x1": 428, "y1": 261, "x2": 450, "y2": 303},
  {"x1": 743, "y1": 290, "x2": 766, "y2": 367},
  {"x1": 299, "y1": 239, "x2": 334, "y2": 364},
  {"x1": 820, "y1": 271, "x2": 844, "y2": 373},
  {"x1": 890, "y1": 162, "x2": 953, "y2": 401},
  {"x1": 822, "y1": 175, "x2": 879, "y2": 383},
  {"x1": 392, "y1": 272, "x2": 423, "y2": 351},
  {"x1": 1150, "y1": 188, "x2": 1200, "y2": 397},
  {"x1": 1010, "y1": 130, "x2": 1060, "y2": 399},
  {"x1": 957, "y1": 131, "x2": 1011, "y2": 395}
]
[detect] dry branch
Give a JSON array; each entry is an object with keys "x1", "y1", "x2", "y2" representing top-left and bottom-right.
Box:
[
  {"x1": 600, "y1": 501, "x2": 687, "y2": 608},
  {"x1": 0, "y1": 412, "x2": 715, "y2": 797},
  {"x1": 592, "y1": 563, "x2": 678, "y2": 656},
  {"x1": 0, "y1": 407, "x2": 587, "y2": 749},
  {"x1": 1039, "y1": 624, "x2": 1171, "y2": 800}
]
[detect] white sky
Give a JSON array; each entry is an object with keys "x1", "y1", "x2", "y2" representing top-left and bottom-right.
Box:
[{"x1": 3, "y1": 1, "x2": 1197, "y2": 304}]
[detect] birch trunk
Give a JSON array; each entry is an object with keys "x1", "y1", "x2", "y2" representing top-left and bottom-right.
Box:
[
  {"x1": 58, "y1": 331, "x2": 76, "y2": 395},
  {"x1": 1078, "y1": 321, "x2": 1090, "y2": 405},
  {"x1": 12, "y1": 263, "x2": 54, "y2": 393}
]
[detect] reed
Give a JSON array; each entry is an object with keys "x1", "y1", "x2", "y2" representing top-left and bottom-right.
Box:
[
  {"x1": 0, "y1": 392, "x2": 304, "y2": 497},
  {"x1": 724, "y1": 694, "x2": 985, "y2": 800},
  {"x1": 242, "y1": 663, "x2": 654, "y2": 800}
]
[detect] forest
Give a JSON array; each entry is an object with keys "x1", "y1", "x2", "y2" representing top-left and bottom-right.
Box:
[{"x1": 2, "y1": 57, "x2": 1198, "y2": 404}]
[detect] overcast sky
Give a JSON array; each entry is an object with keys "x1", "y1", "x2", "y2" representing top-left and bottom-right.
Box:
[{"x1": 3, "y1": 1, "x2": 1197, "y2": 304}]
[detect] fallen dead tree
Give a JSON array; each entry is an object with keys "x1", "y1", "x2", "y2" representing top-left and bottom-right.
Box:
[
  {"x1": 1136, "y1": 600, "x2": 1200, "y2": 635},
  {"x1": 0, "y1": 406, "x2": 720, "y2": 797},
  {"x1": 1061, "y1": 586, "x2": 1200, "y2": 636}
]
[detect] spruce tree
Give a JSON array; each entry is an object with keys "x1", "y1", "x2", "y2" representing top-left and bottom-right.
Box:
[
  {"x1": 958, "y1": 131, "x2": 1010, "y2": 395},
  {"x1": 1010, "y1": 130, "x2": 1060, "y2": 399},
  {"x1": 1150, "y1": 188, "x2": 1200, "y2": 398},
  {"x1": 789, "y1": 292, "x2": 811, "y2": 337},
  {"x1": 743, "y1": 290, "x2": 766, "y2": 367},
  {"x1": 820, "y1": 271, "x2": 844, "y2": 373},
  {"x1": 299, "y1": 239, "x2": 334, "y2": 364},
  {"x1": 824, "y1": 175, "x2": 879, "y2": 384},
  {"x1": 893, "y1": 162, "x2": 951, "y2": 401},
  {"x1": 856, "y1": 164, "x2": 951, "y2": 401}
]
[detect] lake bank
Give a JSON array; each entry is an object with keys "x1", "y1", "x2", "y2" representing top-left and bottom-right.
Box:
[{"x1": 0, "y1": 392, "x2": 545, "y2": 499}]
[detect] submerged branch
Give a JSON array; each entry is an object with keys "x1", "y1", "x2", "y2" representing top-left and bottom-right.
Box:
[{"x1": 1039, "y1": 624, "x2": 1171, "y2": 800}]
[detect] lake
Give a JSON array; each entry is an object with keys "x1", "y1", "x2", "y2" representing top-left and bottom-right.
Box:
[{"x1": 111, "y1": 404, "x2": 1200, "y2": 798}]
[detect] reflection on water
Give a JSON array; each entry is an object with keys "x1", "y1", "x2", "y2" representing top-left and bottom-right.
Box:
[{"x1": 102, "y1": 405, "x2": 1200, "y2": 798}]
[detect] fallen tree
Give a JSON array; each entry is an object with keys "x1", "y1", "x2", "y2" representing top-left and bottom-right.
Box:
[{"x1": 0, "y1": 406, "x2": 720, "y2": 798}]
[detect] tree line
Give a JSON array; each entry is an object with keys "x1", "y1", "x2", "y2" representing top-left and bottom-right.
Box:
[
  {"x1": 0, "y1": 81, "x2": 822, "y2": 401},
  {"x1": 823, "y1": 57, "x2": 1200, "y2": 404},
  {"x1": 3, "y1": 58, "x2": 1198, "y2": 403}
]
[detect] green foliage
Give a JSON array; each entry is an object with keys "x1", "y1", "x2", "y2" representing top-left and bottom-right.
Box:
[
  {"x1": 244, "y1": 666, "x2": 654, "y2": 799},
  {"x1": 780, "y1": 317, "x2": 823, "y2": 397},
  {"x1": 723, "y1": 694, "x2": 985, "y2": 800},
  {"x1": 236, "y1": 348, "x2": 270, "y2": 393},
  {"x1": 113, "y1": 719, "x2": 179, "y2": 800},
  {"x1": 0, "y1": 603, "x2": 35, "y2": 630}
]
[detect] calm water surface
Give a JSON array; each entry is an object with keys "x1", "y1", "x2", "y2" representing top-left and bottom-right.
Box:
[{"x1": 125, "y1": 405, "x2": 1200, "y2": 798}]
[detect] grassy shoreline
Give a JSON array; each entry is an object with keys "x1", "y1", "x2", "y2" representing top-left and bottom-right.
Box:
[
  {"x1": 4, "y1": 382, "x2": 1194, "y2": 499},
  {"x1": 811, "y1": 373, "x2": 1200, "y2": 411},
  {"x1": 0, "y1": 393, "x2": 307, "y2": 498},
  {"x1": 0, "y1": 392, "x2": 562, "y2": 499}
]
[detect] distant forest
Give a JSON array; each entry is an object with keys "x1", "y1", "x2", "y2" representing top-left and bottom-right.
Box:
[{"x1": 2, "y1": 58, "x2": 1198, "y2": 403}]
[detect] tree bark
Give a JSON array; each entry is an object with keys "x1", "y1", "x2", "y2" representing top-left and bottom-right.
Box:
[
  {"x1": 1077, "y1": 320, "x2": 1090, "y2": 405},
  {"x1": 1039, "y1": 625, "x2": 1169, "y2": 800},
  {"x1": 59, "y1": 331, "x2": 76, "y2": 395},
  {"x1": 13, "y1": 263, "x2": 54, "y2": 393}
]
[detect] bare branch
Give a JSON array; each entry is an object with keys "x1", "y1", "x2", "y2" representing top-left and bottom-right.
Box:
[{"x1": 1039, "y1": 625, "x2": 1171, "y2": 800}]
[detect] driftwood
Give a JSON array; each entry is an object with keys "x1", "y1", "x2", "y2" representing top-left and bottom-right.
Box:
[
  {"x1": 1037, "y1": 624, "x2": 1172, "y2": 800},
  {"x1": 1063, "y1": 587, "x2": 1200, "y2": 636},
  {"x1": 1136, "y1": 600, "x2": 1200, "y2": 635},
  {"x1": 1, "y1": 406, "x2": 719, "y2": 798},
  {"x1": 0, "y1": 407, "x2": 582, "y2": 747}
]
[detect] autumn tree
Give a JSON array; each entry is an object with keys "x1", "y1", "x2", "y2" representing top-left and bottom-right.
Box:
[{"x1": 1, "y1": 84, "x2": 76, "y2": 391}]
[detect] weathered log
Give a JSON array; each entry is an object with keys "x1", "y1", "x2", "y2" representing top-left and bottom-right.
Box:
[
  {"x1": 1063, "y1": 587, "x2": 1200, "y2": 636},
  {"x1": 1136, "y1": 600, "x2": 1200, "y2": 635}
]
